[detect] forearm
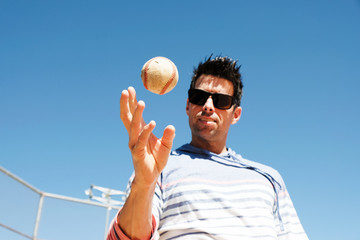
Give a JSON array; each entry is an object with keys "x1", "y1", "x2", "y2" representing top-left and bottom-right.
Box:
[{"x1": 117, "y1": 179, "x2": 156, "y2": 239}]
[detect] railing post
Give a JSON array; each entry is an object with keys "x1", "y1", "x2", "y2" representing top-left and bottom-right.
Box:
[
  {"x1": 33, "y1": 193, "x2": 45, "y2": 240},
  {"x1": 104, "y1": 207, "x2": 111, "y2": 240}
]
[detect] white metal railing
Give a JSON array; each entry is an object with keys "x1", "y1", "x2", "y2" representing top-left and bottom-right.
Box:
[{"x1": 0, "y1": 166, "x2": 125, "y2": 240}]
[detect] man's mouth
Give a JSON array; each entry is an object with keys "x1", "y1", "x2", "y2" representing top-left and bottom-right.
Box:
[{"x1": 199, "y1": 117, "x2": 216, "y2": 123}]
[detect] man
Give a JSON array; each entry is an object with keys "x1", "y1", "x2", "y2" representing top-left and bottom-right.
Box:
[{"x1": 107, "y1": 56, "x2": 308, "y2": 239}]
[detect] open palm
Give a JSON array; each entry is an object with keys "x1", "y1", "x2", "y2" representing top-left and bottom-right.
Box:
[{"x1": 120, "y1": 87, "x2": 175, "y2": 186}]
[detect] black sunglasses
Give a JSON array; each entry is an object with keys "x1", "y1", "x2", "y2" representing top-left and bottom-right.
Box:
[{"x1": 188, "y1": 89, "x2": 235, "y2": 110}]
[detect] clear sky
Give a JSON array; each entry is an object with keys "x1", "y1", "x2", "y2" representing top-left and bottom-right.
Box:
[{"x1": 1, "y1": 0, "x2": 360, "y2": 239}]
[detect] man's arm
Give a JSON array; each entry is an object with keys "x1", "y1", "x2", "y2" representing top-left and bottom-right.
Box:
[
  {"x1": 115, "y1": 87, "x2": 175, "y2": 239},
  {"x1": 117, "y1": 180, "x2": 157, "y2": 239}
]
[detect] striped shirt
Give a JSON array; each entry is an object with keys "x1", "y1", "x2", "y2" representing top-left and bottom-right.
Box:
[{"x1": 108, "y1": 144, "x2": 308, "y2": 240}]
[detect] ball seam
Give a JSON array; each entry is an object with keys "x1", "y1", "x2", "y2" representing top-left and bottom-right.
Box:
[{"x1": 160, "y1": 57, "x2": 177, "y2": 95}]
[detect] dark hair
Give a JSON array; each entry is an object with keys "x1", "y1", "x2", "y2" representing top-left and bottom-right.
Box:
[{"x1": 190, "y1": 55, "x2": 243, "y2": 107}]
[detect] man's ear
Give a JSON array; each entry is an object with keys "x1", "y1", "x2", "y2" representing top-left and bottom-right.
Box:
[
  {"x1": 231, "y1": 106, "x2": 242, "y2": 124},
  {"x1": 186, "y1": 99, "x2": 190, "y2": 116}
]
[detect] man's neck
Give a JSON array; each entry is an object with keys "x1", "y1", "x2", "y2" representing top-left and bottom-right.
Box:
[{"x1": 189, "y1": 140, "x2": 227, "y2": 154}]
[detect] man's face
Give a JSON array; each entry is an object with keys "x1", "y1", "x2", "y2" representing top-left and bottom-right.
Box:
[{"x1": 186, "y1": 75, "x2": 242, "y2": 153}]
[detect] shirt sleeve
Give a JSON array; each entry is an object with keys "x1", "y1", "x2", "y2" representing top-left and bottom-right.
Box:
[
  {"x1": 106, "y1": 212, "x2": 157, "y2": 240},
  {"x1": 275, "y1": 173, "x2": 309, "y2": 240}
]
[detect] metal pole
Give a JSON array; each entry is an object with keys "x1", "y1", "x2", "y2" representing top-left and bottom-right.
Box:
[
  {"x1": 33, "y1": 194, "x2": 45, "y2": 240},
  {"x1": 43, "y1": 192, "x2": 121, "y2": 209},
  {"x1": 104, "y1": 207, "x2": 111, "y2": 240},
  {"x1": 0, "y1": 166, "x2": 42, "y2": 194},
  {"x1": 0, "y1": 222, "x2": 32, "y2": 239}
]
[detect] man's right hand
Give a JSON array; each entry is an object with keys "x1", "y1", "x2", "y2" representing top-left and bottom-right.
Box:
[
  {"x1": 120, "y1": 86, "x2": 176, "y2": 186},
  {"x1": 117, "y1": 87, "x2": 175, "y2": 239}
]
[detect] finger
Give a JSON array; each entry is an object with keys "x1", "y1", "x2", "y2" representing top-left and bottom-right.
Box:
[
  {"x1": 128, "y1": 101, "x2": 146, "y2": 149},
  {"x1": 120, "y1": 89, "x2": 131, "y2": 132},
  {"x1": 127, "y1": 86, "x2": 138, "y2": 115},
  {"x1": 135, "y1": 120, "x2": 156, "y2": 151},
  {"x1": 128, "y1": 86, "x2": 147, "y2": 129}
]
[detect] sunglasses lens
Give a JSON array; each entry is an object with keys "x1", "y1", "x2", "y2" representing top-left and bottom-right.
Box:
[
  {"x1": 188, "y1": 89, "x2": 209, "y2": 106},
  {"x1": 188, "y1": 89, "x2": 234, "y2": 110},
  {"x1": 213, "y1": 94, "x2": 233, "y2": 110}
]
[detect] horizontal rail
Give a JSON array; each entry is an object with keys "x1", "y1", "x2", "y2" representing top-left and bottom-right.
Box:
[
  {"x1": 0, "y1": 166, "x2": 42, "y2": 194},
  {"x1": 0, "y1": 222, "x2": 32, "y2": 239},
  {"x1": 0, "y1": 166, "x2": 122, "y2": 210},
  {"x1": 43, "y1": 192, "x2": 122, "y2": 209}
]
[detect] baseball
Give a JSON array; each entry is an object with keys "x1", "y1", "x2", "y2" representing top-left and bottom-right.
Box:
[{"x1": 141, "y1": 56, "x2": 179, "y2": 95}]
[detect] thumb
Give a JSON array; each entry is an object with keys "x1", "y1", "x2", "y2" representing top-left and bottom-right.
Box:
[{"x1": 161, "y1": 125, "x2": 176, "y2": 150}]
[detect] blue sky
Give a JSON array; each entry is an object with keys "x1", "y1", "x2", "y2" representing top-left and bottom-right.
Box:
[{"x1": 1, "y1": 0, "x2": 360, "y2": 239}]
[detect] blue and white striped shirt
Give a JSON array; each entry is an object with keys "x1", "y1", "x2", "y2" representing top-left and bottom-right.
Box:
[{"x1": 115, "y1": 144, "x2": 308, "y2": 240}]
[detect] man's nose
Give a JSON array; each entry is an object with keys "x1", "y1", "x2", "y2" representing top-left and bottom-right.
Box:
[{"x1": 202, "y1": 96, "x2": 215, "y2": 113}]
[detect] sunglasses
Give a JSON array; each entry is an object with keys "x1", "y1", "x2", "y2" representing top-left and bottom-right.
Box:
[{"x1": 188, "y1": 89, "x2": 235, "y2": 110}]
